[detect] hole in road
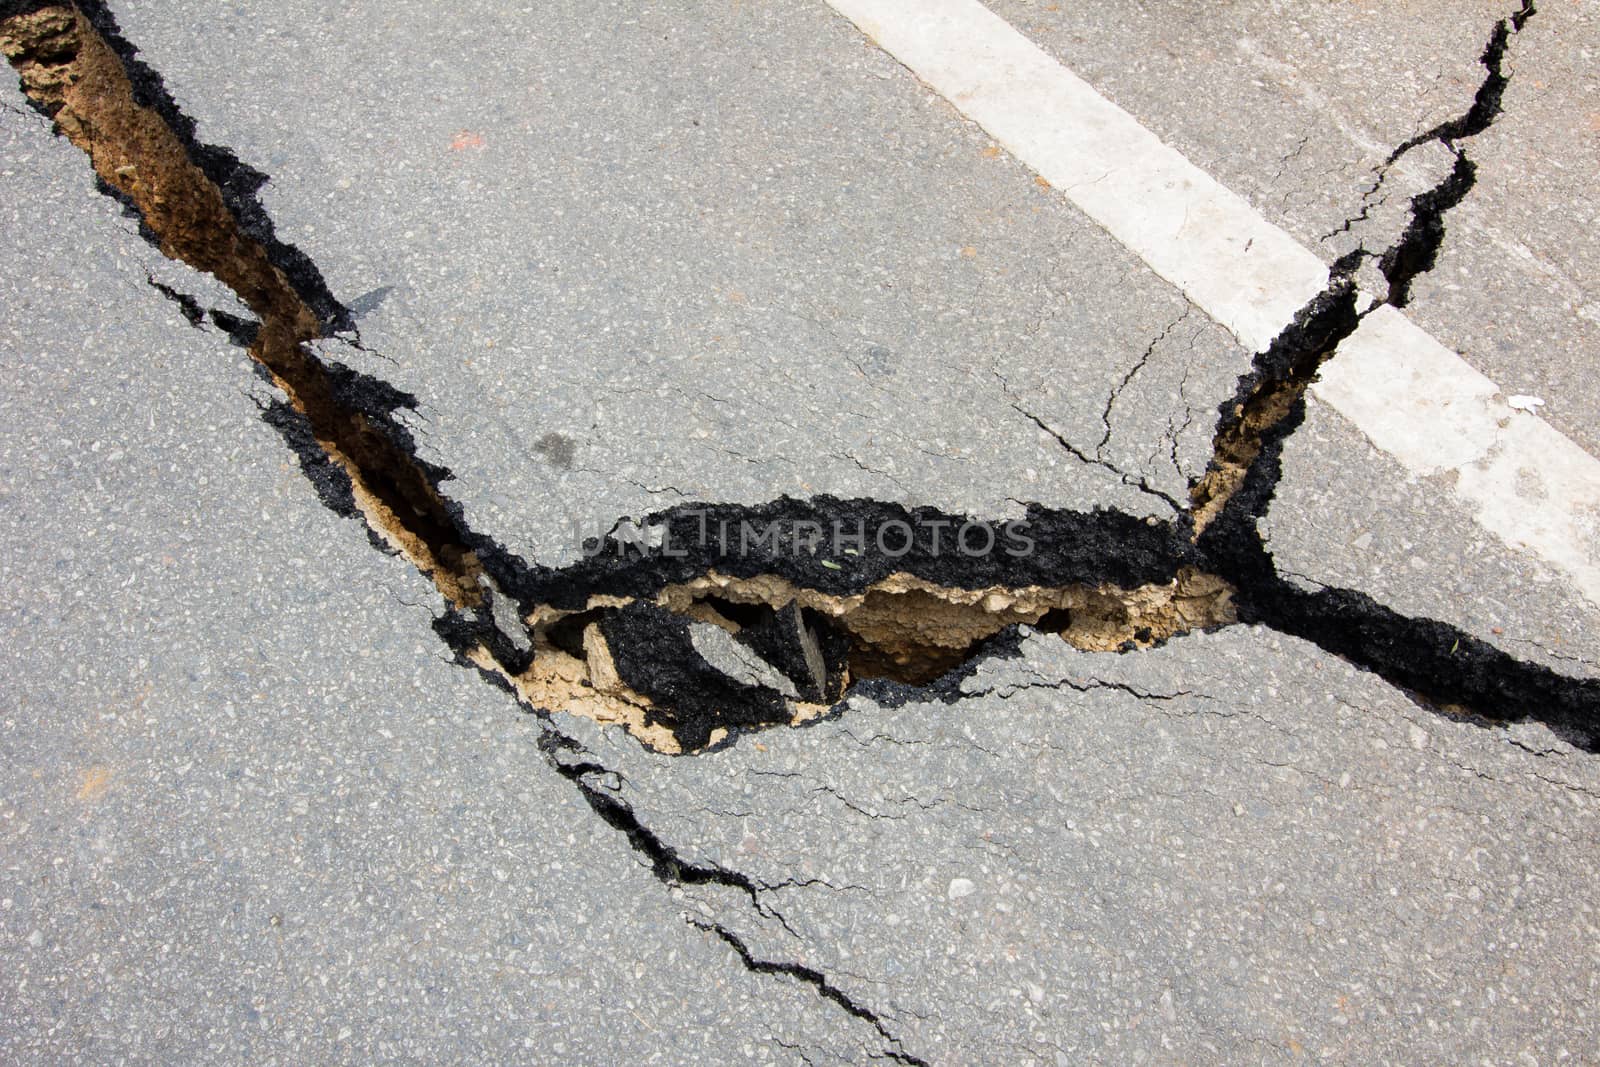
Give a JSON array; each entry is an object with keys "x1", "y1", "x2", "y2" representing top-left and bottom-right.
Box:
[{"x1": 8, "y1": 0, "x2": 1594, "y2": 757}]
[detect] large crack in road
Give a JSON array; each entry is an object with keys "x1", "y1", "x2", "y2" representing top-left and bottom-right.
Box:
[
  {"x1": 2, "y1": 0, "x2": 1594, "y2": 1058},
  {"x1": 1191, "y1": 0, "x2": 1537, "y2": 530}
]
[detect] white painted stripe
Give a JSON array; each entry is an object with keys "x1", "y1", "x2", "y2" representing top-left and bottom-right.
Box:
[
  {"x1": 825, "y1": 0, "x2": 1600, "y2": 606},
  {"x1": 1312, "y1": 308, "x2": 1505, "y2": 475},
  {"x1": 1315, "y1": 308, "x2": 1600, "y2": 603},
  {"x1": 824, "y1": 0, "x2": 1327, "y2": 352}
]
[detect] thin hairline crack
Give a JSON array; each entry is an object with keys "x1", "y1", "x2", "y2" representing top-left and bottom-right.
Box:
[{"x1": 541, "y1": 728, "x2": 927, "y2": 1062}]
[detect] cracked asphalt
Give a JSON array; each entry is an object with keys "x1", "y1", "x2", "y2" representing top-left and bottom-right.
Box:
[
  {"x1": 986, "y1": 0, "x2": 1600, "y2": 454},
  {"x1": 4, "y1": 1, "x2": 1599, "y2": 1063}
]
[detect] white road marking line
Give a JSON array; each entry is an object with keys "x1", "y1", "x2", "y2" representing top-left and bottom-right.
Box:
[
  {"x1": 825, "y1": 0, "x2": 1600, "y2": 606},
  {"x1": 1316, "y1": 308, "x2": 1600, "y2": 603},
  {"x1": 825, "y1": 0, "x2": 1326, "y2": 354}
]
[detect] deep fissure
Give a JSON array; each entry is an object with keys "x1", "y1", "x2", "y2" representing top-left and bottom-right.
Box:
[
  {"x1": 1190, "y1": 1, "x2": 1537, "y2": 525},
  {"x1": 0, "y1": 3, "x2": 486, "y2": 609},
  {"x1": 3, "y1": 3, "x2": 1593, "y2": 753}
]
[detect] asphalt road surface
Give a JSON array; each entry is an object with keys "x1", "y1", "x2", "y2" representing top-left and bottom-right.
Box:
[{"x1": 3, "y1": 1, "x2": 1598, "y2": 1063}]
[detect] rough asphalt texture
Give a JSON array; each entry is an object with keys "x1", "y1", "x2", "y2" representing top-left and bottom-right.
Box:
[
  {"x1": 560, "y1": 628, "x2": 1600, "y2": 1064},
  {"x1": 3, "y1": 1, "x2": 1599, "y2": 1063},
  {"x1": 1264, "y1": 394, "x2": 1600, "y2": 679},
  {"x1": 0, "y1": 103, "x2": 873, "y2": 1063},
  {"x1": 106, "y1": 0, "x2": 1261, "y2": 565}
]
